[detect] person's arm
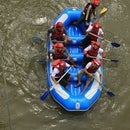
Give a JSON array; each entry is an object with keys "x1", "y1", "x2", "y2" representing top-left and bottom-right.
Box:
[
  {"x1": 51, "y1": 76, "x2": 59, "y2": 84},
  {"x1": 63, "y1": 48, "x2": 70, "y2": 59},
  {"x1": 99, "y1": 28, "x2": 104, "y2": 40},
  {"x1": 85, "y1": 24, "x2": 92, "y2": 34},
  {"x1": 66, "y1": 62, "x2": 71, "y2": 68},
  {"x1": 92, "y1": 8, "x2": 96, "y2": 18},
  {"x1": 47, "y1": 28, "x2": 54, "y2": 41},
  {"x1": 102, "y1": 51, "x2": 106, "y2": 58},
  {"x1": 83, "y1": 62, "x2": 93, "y2": 77},
  {"x1": 97, "y1": 48, "x2": 106, "y2": 60},
  {"x1": 97, "y1": 68, "x2": 102, "y2": 84},
  {"x1": 83, "y1": 68, "x2": 93, "y2": 77},
  {"x1": 83, "y1": 45, "x2": 91, "y2": 56},
  {"x1": 51, "y1": 68, "x2": 59, "y2": 84},
  {"x1": 48, "y1": 50, "x2": 54, "y2": 61},
  {"x1": 85, "y1": 5, "x2": 92, "y2": 21},
  {"x1": 63, "y1": 28, "x2": 71, "y2": 43}
]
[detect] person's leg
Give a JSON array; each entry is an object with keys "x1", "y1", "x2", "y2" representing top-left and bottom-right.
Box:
[
  {"x1": 59, "y1": 79, "x2": 69, "y2": 90},
  {"x1": 80, "y1": 76, "x2": 93, "y2": 95},
  {"x1": 75, "y1": 69, "x2": 84, "y2": 87},
  {"x1": 68, "y1": 56, "x2": 78, "y2": 68},
  {"x1": 74, "y1": 13, "x2": 85, "y2": 25}
]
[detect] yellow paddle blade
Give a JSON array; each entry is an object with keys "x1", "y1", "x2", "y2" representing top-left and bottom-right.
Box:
[{"x1": 100, "y1": 7, "x2": 108, "y2": 15}]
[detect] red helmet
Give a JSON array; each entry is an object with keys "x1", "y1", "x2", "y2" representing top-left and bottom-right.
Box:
[
  {"x1": 93, "y1": 22, "x2": 101, "y2": 29},
  {"x1": 59, "y1": 61, "x2": 66, "y2": 68},
  {"x1": 55, "y1": 42, "x2": 64, "y2": 48},
  {"x1": 93, "y1": 59, "x2": 102, "y2": 66},
  {"x1": 56, "y1": 22, "x2": 63, "y2": 28},
  {"x1": 92, "y1": 41, "x2": 101, "y2": 48},
  {"x1": 92, "y1": 0, "x2": 100, "y2": 5}
]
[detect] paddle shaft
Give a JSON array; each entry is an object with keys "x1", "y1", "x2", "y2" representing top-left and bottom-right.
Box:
[
  {"x1": 48, "y1": 67, "x2": 71, "y2": 91},
  {"x1": 57, "y1": 67, "x2": 71, "y2": 83},
  {"x1": 87, "y1": 55, "x2": 118, "y2": 62},
  {"x1": 88, "y1": 32, "x2": 120, "y2": 47},
  {"x1": 94, "y1": 76, "x2": 115, "y2": 97},
  {"x1": 88, "y1": 32, "x2": 105, "y2": 41},
  {"x1": 91, "y1": 7, "x2": 108, "y2": 22}
]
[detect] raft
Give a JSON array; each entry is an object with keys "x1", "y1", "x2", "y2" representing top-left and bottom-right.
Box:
[{"x1": 46, "y1": 7, "x2": 103, "y2": 111}]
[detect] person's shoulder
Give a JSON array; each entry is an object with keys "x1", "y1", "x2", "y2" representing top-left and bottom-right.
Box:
[
  {"x1": 63, "y1": 27, "x2": 67, "y2": 32},
  {"x1": 84, "y1": 45, "x2": 91, "y2": 50},
  {"x1": 85, "y1": 62, "x2": 91, "y2": 68},
  {"x1": 99, "y1": 47, "x2": 103, "y2": 51},
  {"x1": 49, "y1": 49, "x2": 55, "y2": 53},
  {"x1": 53, "y1": 67, "x2": 59, "y2": 72},
  {"x1": 48, "y1": 27, "x2": 54, "y2": 32}
]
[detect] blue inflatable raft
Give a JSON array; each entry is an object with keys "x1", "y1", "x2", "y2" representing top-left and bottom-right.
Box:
[{"x1": 46, "y1": 7, "x2": 103, "y2": 111}]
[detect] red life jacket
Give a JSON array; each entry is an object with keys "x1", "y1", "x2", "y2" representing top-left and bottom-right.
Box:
[
  {"x1": 51, "y1": 25, "x2": 64, "y2": 40},
  {"x1": 87, "y1": 61, "x2": 99, "y2": 73},
  {"x1": 87, "y1": 45, "x2": 99, "y2": 57},
  {"x1": 51, "y1": 59, "x2": 65, "y2": 78},
  {"x1": 89, "y1": 26, "x2": 100, "y2": 41},
  {"x1": 52, "y1": 46, "x2": 65, "y2": 59}
]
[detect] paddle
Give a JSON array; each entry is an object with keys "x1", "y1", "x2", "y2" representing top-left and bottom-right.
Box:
[
  {"x1": 88, "y1": 32, "x2": 120, "y2": 47},
  {"x1": 94, "y1": 77, "x2": 115, "y2": 97},
  {"x1": 32, "y1": 37, "x2": 43, "y2": 42},
  {"x1": 32, "y1": 37, "x2": 64, "y2": 43},
  {"x1": 40, "y1": 67, "x2": 71, "y2": 101},
  {"x1": 87, "y1": 55, "x2": 119, "y2": 63},
  {"x1": 35, "y1": 58, "x2": 68, "y2": 64},
  {"x1": 91, "y1": 7, "x2": 108, "y2": 22}
]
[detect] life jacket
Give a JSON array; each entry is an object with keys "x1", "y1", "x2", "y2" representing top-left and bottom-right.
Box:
[
  {"x1": 87, "y1": 61, "x2": 99, "y2": 73},
  {"x1": 51, "y1": 25, "x2": 64, "y2": 40},
  {"x1": 83, "y1": 3, "x2": 95, "y2": 15},
  {"x1": 51, "y1": 59, "x2": 65, "y2": 77},
  {"x1": 52, "y1": 45, "x2": 65, "y2": 59},
  {"x1": 89, "y1": 25, "x2": 100, "y2": 41},
  {"x1": 85, "y1": 45, "x2": 99, "y2": 57}
]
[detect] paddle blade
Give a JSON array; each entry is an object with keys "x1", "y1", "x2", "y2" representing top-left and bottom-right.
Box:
[
  {"x1": 110, "y1": 59, "x2": 119, "y2": 62},
  {"x1": 40, "y1": 90, "x2": 50, "y2": 101},
  {"x1": 107, "y1": 91, "x2": 115, "y2": 97},
  {"x1": 35, "y1": 59, "x2": 46, "y2": 63},
  {"x1": 32, "y1": 37, "x2": 43, "y2": 41},
  {"x1": 111, "y1": 42, "x2": 120, "y2": 47},
  {"x1": 100, "y1": 7, "x2": 108, "y2": 15}
]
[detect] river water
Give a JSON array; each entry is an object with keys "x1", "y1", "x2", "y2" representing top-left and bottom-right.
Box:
[{"x1": 0, "y1": 0, "x2": 130, "y2": 130}]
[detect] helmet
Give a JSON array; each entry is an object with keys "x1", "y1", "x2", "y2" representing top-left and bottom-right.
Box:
[
  {"x1": 56, "y1": 22, "x2": 63, "y2": 28},
  {"x1": 55, "y1": 42, "x2": 64, "y2": 48},
  {"x1": 93, "y1": 0, "x2": 100, "y2": 5},
  {"x1": 59, "y1": 61, "x2": 66, "y2": 68},
  {"x1": 93, "y1": 59, "x2": 102, "y2": 66},
  {"x1": 92, "y1": 41, "x2": 101, "y2": 48},
  {"x1": 93, "y1": 22, "x2": 101, "y2": 29}
]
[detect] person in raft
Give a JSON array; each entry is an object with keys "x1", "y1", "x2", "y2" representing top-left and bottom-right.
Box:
[
  {"x1": 47, "y1": 21, "x2": 71, "y2": 46},
  {"x1": 82, "y1": 40, "x2": 106, "y2": 68},
  {"x1": 74, "y1": 0, "x2": 100, "y2": 29},
  {"x1": 48, "y1": 42, "x2": 78, "y2": 67},
  {"x1": 79, "y1": 21, "x2": 104, "y2": 49},
  {"x1": 51, "y1": 59, "x2": 72, "y2": 90},
  {"x1": 75, "y1": 59, "x2": 102, "y2": 95}
]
